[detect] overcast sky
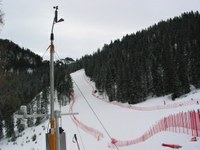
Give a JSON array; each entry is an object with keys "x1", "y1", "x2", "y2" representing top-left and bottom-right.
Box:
[{"x1": 1, "y1": 0, "x2": 200, "y2": 60}]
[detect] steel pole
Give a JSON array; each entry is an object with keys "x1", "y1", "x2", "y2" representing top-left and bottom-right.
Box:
[
  {"x1": 50, "y1": 39, "x2": 56, "y2": 150},
  {"x1": 50, "y1": 40, "x2": 55, "y2": 120},
  {"x1": 55, "y1": 111, "x2": 61, "y2": 150},
  {"x1": 49, "y1": 6, "x2": 64, "y2": 150}
]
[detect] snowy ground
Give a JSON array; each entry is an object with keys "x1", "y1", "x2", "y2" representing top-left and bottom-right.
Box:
[{"x1": 0, "y1": 69, "x2": 200, "y2": 150}]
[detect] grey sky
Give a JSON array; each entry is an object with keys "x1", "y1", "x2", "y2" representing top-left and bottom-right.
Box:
[{"x1": 1, "y1": 0, "x2": 200, "y2": 60}]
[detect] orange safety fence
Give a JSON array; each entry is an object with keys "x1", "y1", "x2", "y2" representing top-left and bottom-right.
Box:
[{"x1": 108, "y1": 109, "x2": 200, "y2": 148}]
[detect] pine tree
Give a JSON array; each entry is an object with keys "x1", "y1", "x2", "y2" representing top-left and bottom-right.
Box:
[
  {"x1": 4, "y1": 113, "x2": 14, "y2": 138},
  {"x1": 41, "y1": 87, "x2": 49, "y2": 116},
  {"x1": 0, "y1": 7, "x2": 4, "y2": 25},
  {"x1": 70, "y1": 11, "x2": 200, "y2": 102},
  {"x1": 16, "y1": 118, "x2": 25, "y2": 133},
  {"x1": 35, "y1": 95, "x2": 42, "y2": 126},
  {"x1": 2, "y1": 100, "x2": 15, "y2": 138},
  {"x1": 27, "y1": 103, "x2": 34, "y2": 127},
  {"x1": 0, "y1": 113, "x2": 3, "y2": 139}
]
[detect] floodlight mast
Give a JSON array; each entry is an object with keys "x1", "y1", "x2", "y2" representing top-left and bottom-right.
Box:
[{"x1": 49, "y1": 6, "x2": 64, "y2": 150}]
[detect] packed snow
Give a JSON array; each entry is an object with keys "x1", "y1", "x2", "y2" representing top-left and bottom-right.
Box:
[{"x1": 0, "y1": 69, "x2": 200, "y2": 150}]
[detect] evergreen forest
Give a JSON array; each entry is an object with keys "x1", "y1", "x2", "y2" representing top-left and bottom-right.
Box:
[
  {"x1": 0, "y1": 39, "x2": 73, "y2": 140},
  {"x1": 69, "y1": 11, "x2": 200, "y2": 104},
  {"x1": 1, "y1": 11, "x2": 200, "y2": 141}
]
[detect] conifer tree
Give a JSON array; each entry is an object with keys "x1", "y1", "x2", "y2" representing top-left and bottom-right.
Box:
[
  {"x1": 27, "y1": 103, "x2": 34, "y2": 127},
  {"x1": 16, "y1": 118, "x2": 25, "y2": 133},
  {"x1": 0, "y1": 6, "x2": 3, "y2": 26},
  {"x1": 2, "y1": 101, "x2": 15, "y2": 138},
  {"x1": 41, "y1": 87, "x2": 49, "y2": 116},
  {"x1": 0, "y1": 113, "x2": 3, "y2": 139},
  {"x1": 35, "y1": 95, "x2": 42, "y2": 126},
  {"x1": 72, "y1": 11, "x2": 200, "y2": 103},
  {"x1": 4, "y1": 113, "x2": 14, "y2": 138}
]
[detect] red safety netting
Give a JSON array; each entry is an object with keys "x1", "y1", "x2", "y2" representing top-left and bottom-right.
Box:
[
  {"x1": 84, "y1": 72, "x2": 200, "y2": 111},
  {"x1": 162, "y1": 143, "x2": 182, "y2": 149},
  {"x1": 91, "y1": 86, "x2": 199, "y2": 111},
  {"x1": 108, "y1": 110, "x2": 200, "y2": 148},
  {"x1": 83, "y1": 73, "x2": 200, "y2": 148},
  {"x1": 69, "y1": 93, "x2": 104, "y2": 140}
]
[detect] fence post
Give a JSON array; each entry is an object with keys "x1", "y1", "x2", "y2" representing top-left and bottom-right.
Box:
[
  {"x1": 193, "y1": 110, "x2": 198, "y2": 136},
  {"x1": 197, "y1": 109, "x2": 200, "y2": 136}
]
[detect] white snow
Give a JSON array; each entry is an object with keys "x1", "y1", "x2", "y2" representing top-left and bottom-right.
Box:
[{"x1": 0, "y1": 69, "x2": 200, "y2": 150}]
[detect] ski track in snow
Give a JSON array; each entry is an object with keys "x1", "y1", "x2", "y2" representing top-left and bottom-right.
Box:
[
  {"x1": 0, "y1": 69, "x2": 200, "y2": 150},
  {"x1": 71, "y1": 69, "x2": 200, "y2": 149}
]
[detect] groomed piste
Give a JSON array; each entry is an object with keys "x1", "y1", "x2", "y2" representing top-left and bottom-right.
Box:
[{"x1": 69, "y1": 69, "x2": 200, "y2": 149}]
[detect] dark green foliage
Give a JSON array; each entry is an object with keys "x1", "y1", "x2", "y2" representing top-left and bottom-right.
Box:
[
  {"x1": 32, "y1": 134, "x2": 37, "y2": 141},
  {"x1": 70, "y1": 11, "x2": 200, "y2": 103},
  {"x1": 55, "y1": 60, "x2": 73, "y2": 106},
  {"x1": 11, "y1": 133, "x2": 17, "y2": 142},
  {"x1": 35, "y1": 95, "x2": 42, "y2": 126},
  {"x1": 0, "y1": 7, "x2": 4, "y2": 26},
  {"x1": 0, "y1": 39, "x2": 73, "y2": 138},
  {"x1": 3, "y1": 110, "x2": 14, "y2": 138},
  {"x1": 16, "y1": 118, "x2": 25, "y2": 133},
  {"x1": 0, "y1": 113, "x2": 3, "y2": 139},
  {"x1": 27, "y1": 102, "x2": 34, "y2": 127},
  {"x1": 41, "y1": 87, "x2": 49, "y2": 115}
]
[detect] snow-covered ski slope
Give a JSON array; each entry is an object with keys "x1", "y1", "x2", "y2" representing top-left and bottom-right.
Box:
[{"x1": 0, "y1": 69, "x2": 200, "y2": 150}]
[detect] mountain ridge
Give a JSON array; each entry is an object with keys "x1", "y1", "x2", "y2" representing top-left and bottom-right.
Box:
[
  {"x1": 69, "y1": 11, "x2": 200, "y2": 103},
  {"x1": 0, "y1": 39, "x2": 73, "y2": 140}
]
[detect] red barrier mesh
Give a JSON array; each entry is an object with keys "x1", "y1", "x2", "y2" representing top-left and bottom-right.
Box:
[
  {"x1": 108, "y1": 110, "x2": 200, "y2": 148},
  {"x1": 85, "y1": 73, "x2": 200, "y2": 111},
  {"x1": 69, "y1": 93, "x2": 104, "y2": 140},
  {"x1": 83, "y1": 74, "x2": 200, "y2": 148}
]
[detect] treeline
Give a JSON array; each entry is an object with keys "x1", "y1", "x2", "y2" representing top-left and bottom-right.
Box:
[
  {"x1": 70, "y1": 11, "x2": 200, "y2": 103},
  {"x1": 0, "y1": 39, "x2": 73, "y2": 140}
]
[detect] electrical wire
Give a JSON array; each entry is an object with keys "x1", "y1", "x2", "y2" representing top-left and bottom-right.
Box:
[
  {"x1": 45, "y1": 43, "x2": 114, "y2": 149},
  {"x1": 42, "y1": 45, "x2": 51, "y2": 59},
  {"x1": 55, "y1": 51, "x2": 62, "y2": 60},
  {"x1": 42, "y1": 45, "x2": 63, "y2": 61},
  {"x1": 73, "y1": 79, "x2": 120, "y2": 150},
  {"x1": 75, "y1": 124, "x2": 86, "y2": 150}
]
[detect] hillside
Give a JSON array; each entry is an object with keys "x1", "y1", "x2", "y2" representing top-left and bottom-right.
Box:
[
  {"x1": 1, "y1": 10, "x2": 200, "y2": 149},
  {"x1": 70, "y1": 11, "x2": 200, "y2": 103},
  {"x1": 0, "y1": 39, "x2": 73, "y2": 140},
  {"x1": 0, "y1": 69, "x2": 199, "y2": 150}
]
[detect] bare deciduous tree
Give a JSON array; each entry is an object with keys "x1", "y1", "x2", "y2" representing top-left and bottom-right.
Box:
[
  {"x1": 0, "y1": 10, "x2": 3, "y2": 25},
  {"x1": 0, "y1": 1, "x2": 4, "y2": 25}
]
